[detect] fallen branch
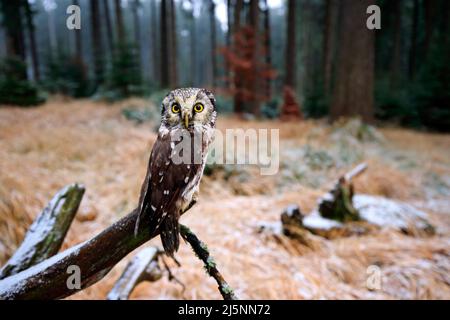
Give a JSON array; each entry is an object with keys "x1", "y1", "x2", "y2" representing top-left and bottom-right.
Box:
[
  {"x1": 0, "y1": 186, "x2": 236, "y2": 300},
  {"x1": 107, "y1": 247, "x2": 162, "y2": 300},
  {"x1": 0, "y1": 207, "x2": 149, "y2": 300},
  {"x1": 344, "y1": 162, "x2": 367, "y2": 182},
  {"x1": 0, "y1": 184, "x2": 85, "y2": 280},
  {"x1": 318, "y1": 163, "x2": 367, "y2": 222},
  {"x1": 277, "y1": 163, "x2": 373, "y2": 241},
  {"x1": 180, "y1": 225, "x2": 238, "y2": 300}
]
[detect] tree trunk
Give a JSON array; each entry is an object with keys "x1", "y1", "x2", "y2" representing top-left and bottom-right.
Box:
[
  {"x1": 150, "y1": 0, "x2": 159, "y2": 85},
  {"x1": 330, "y1": 0, "x2": 374, "y2": 123},
  {"x1": 232, "y1": 0, "x2": 244, "y2": 113},
  {"x1": 408, "y1": 0, "x2": 418, "y2": 79},
  {"x1": 131, "y1": 0, "x2": 142, "y2": 73},
  {"x1": 225, "y1": 0, "x2": 232, "y2": 89},
  {"x1": 189, "y1": 1, "x2": 196, "y2": 86},
  {"x1": 168, "y1": 0, "x2": 178, "y2": 87},
  {"x1": 160, "y1": 0, "x2": 169, "y2": 88},
  {"x1": 132, "y1": 0, "x2": 141, "y2": 45},
  {"x1": 0, "y1": 0, "x2": 26, "y2": 77},
  {"x1": 24, "y1": 0, "x2": 39, "y2": 81},
  {"x1": 114, "y1": 0, "x2": 125, "y2": 44},
  {"x1": 390, "y1": 0, "x2": 402, "y2": 87},
  {"x1": 323, "y1": 0, "x2": 338, "y2": 95},
  {"x1": 248, "y1": 0, "x2": 260, "y2": 115},
  {"x1": 103, "y1": 0, "x2": 114, "y2": 54},
  {"x1": 285, "y1": 0, "x2": 296, "y2": 88},
  {"x1": 90, "y1": 0, "x2": 104, "y2": 86},
  {"x1": 209, "y1": 0, "x2": 217, "y2": 87},
  {"x1": 73, "y1": 0, "x2": 83, "y2": 64},
  {"x1": 263, "y1": 0, "x2": 272, "y2": 100}
]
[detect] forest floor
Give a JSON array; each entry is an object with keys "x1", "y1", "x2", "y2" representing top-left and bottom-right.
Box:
[{"x1": 0, "y1": 97, "x2": 449, "y2": 299}]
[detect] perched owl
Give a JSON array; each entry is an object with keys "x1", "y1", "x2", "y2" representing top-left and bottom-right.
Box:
[{"x1": 135, "y1": 88, "x2": 217, "y2": 256}]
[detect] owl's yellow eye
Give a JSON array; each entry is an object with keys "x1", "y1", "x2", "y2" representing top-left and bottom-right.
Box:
[
  {"x1": 194, "y1": 103, "x2": 204, "y2": 113},
  {"x1": 171, "y1": 103, "x2": 180, "y2": 113}
]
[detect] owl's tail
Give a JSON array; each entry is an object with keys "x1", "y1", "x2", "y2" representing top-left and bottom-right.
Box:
[{"x1": 160, "y1": 215, "x2": 180, "y2": 257}]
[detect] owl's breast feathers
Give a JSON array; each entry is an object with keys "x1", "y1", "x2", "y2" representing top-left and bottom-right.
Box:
[{"x1": 135, "y1": 127, "x2": 212, "y2": 255}]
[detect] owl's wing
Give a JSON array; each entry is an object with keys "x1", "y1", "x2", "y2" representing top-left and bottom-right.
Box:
[{"x1": 135, "y1": 131, "x2": 202, "y2": 252}]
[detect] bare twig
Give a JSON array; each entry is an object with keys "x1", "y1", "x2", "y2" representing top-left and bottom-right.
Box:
[
  {"x1": 0, "y1": 184, "x2": 85, "y2": 280},
  {"x1": 344, "y1": 162, "x2": 367, "y2": 182},
  {"x1": 160, "y1": 255, "x2": 186, "y2": 292},
  {"x1": 180, "y1": 225, "x2": 238, "y2": 300}
]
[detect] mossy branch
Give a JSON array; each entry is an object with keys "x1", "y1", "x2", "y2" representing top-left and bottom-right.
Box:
[
  {"x1": 180, "y1": 225, "x2": 238, "y2": 300},
  {"x1": 0, "y1": 185, "x2": 235, "y2": 301},
  {"x1": 0, "y1": 184, "x2": 85, "y2": 280}
]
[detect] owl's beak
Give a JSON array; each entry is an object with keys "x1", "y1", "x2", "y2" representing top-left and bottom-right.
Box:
[{"x1": 184, "y1": 113, "x2": 190, "y2": 129}]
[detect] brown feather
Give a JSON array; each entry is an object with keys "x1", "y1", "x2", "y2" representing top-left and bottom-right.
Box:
[{"x1": 136, "y1": 129, "x2": 203, "y2": 255}]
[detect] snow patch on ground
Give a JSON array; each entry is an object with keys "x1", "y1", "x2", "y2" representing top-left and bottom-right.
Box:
[
  {"x1": 303, "y1": 210, "x2": 342, "y2": 230},
  {"x1": 354, "y1": 194, "x2": 431, "y2": 231}
]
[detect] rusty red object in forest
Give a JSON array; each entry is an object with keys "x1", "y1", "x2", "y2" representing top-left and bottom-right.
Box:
[{"x1": 280, "y1": 86, "x2": 303, "y2": 121}]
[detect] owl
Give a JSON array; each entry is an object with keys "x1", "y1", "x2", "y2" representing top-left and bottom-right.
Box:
[{"x1": 135, "y1": 88, "x2": 217, "y2": 256}]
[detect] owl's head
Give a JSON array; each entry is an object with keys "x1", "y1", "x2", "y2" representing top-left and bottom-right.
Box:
[{"x1": 160, "y1": 88, "x2": 217, "y2": 129}]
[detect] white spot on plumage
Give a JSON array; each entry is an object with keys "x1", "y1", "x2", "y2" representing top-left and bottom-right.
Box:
[
  {"x1": 184, "y1": 177, "x2": 189, "y2": 183},
  {"x1": 151, "y1": 205, "x2": 156, "y2": 211}
]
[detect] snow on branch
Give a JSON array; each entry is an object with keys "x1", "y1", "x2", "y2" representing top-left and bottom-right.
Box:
[
  {"x1": 0, "y1": 184, "x2": 85, "y2": 280},
  {"x1": 107, "y1": 247, "x2": 162, "y2": 300},
  {"x1": 0, "y1": 185, "x2": 237, "y2": 300}
]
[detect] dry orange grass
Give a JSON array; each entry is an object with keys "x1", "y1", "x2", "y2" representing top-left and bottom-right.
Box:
[{"x1": 0, "y1": 98, "x2": 449, "y2": 299}]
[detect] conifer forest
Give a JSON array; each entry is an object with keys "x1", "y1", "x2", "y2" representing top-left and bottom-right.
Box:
[{"x1": 0, "y1": 0, "x2": 449, "y2": 302}]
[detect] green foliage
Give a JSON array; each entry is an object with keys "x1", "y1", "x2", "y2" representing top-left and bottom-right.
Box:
[
  {"x1": 43, "y1": 52, "x2": 89, "y2": 98},
  {"x1": 101, "y1": 43, "x2": 143, "y2": 101},
  {"x1": 414, "y1": 42, "x2": 450, "y2": 132},
  {"x1": 122, "y1": 107, "x2": 156, "y2": 124},
  {"x1": 260, "y1": 96, "x2": 282, "y2": 119},
  {"x1": 375, "y1": 78, "x2": 420, "y2": 127},
  {"x1": 214, "y1": 94, "x2": 234, "y2": 114},
  {"x1": 0, "y1": 58, "x2": 46, "y2": 106},
  {"x1": 303, "y1": 88, "x2": 329, "y2": 119},
  {"x1": 375, "y1": 39, "x2": 450, "y2": 132},
  {"x1": 303, "y1": 145, "x2": 334, "y2": 170},
  {"x1": 149, "y1": 89, "x2": 171, "y2": 108},
  {"x1": 319, "y1": 183, "x2": 360, "y2": 223},
  {"x1": 374, "y1": 0, "x2": 449, "y2": 132}
]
